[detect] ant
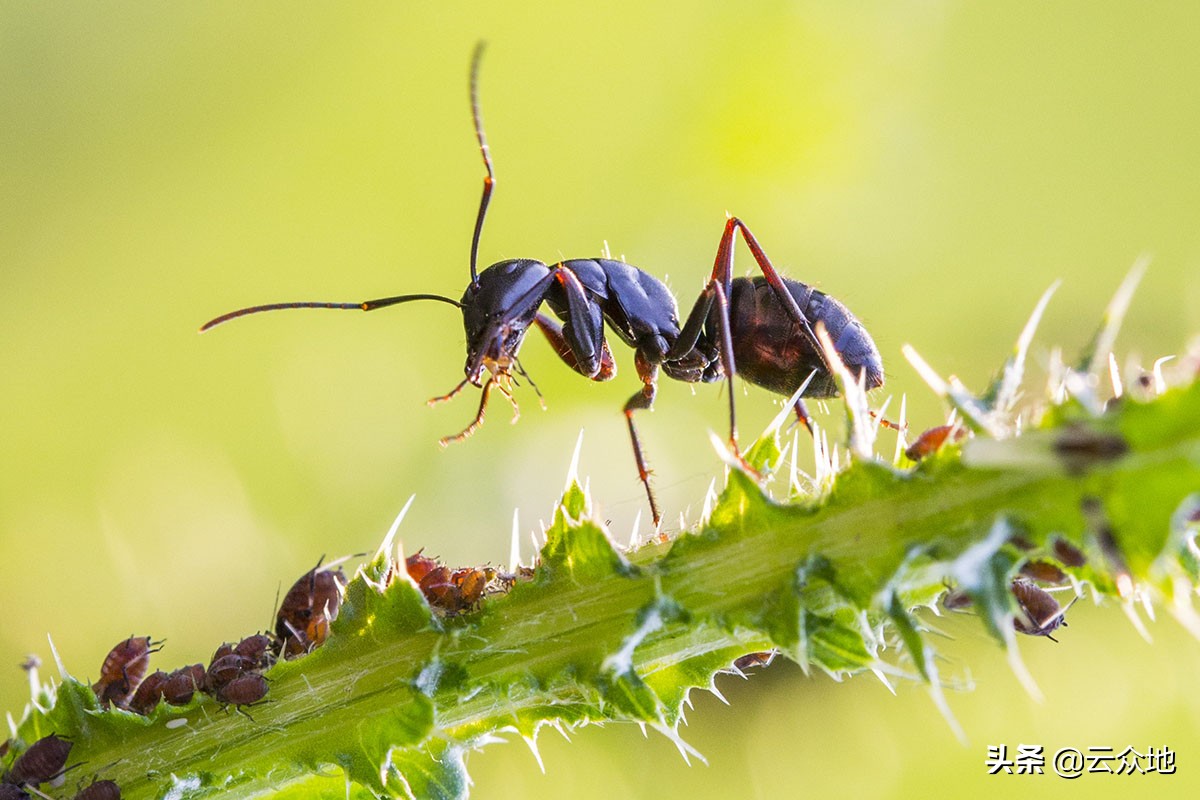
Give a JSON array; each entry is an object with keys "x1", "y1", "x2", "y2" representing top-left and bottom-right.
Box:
[{"x1": 201, "y1": 44, "x2": 884, "y2": 526}]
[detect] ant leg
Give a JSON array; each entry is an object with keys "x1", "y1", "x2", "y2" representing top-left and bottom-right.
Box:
[
  {"x1": 623, "y1": 352, "x2": 662, "y2": 527},
  {"x1": 546, "y1": 265, "x2": 607, "y2": 377},
  {"x1": 439, "y1": 378, "x2": 498, "y2": 446},
  {"x1": 532, "y1": 313, "x2": 616, "y2": 381},
  {"x1": 710, "y1": 216, "x2": 828, "y2": 371},
  {"x1": 667, "y1": 281, "x2": 744, "y2": 456},
  {"x1": 793, "y1": 397, "x2": 814, "y2": 434},
  {"x1": 428, "y1": 378, "x2": 471, "y2": 407}
]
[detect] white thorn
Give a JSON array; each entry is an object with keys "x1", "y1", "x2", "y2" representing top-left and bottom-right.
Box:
[
  {"x1": 767, "y1": 373, "x2": 815, "y2": 438},
  {"x1": 523, "y1": 735, "x2": 547, "y2": 774},
  {"x1": 1122, "y1": 597, "x2": 1153, "y2": 643},
  {"x1": 996, "y1": 280, "x2": 1061, "y2": 415},
  {"x1": 374, "y1": 495, "x2": 416, "y2": 563},
  {"x1": 892, "y1": 394, "x2": 909, "y2": 466},
  {"x1": 903, "y1": 344, "x2": 949, "y2": 396},
  {"x1": 872, "y1": 394, "x2": 893, "y2": 441},
  {"x1": 1087, "y1": 256, "x2": 1149, "y2": 378},
  {"x1": 871, "y1": 667, "x2": 897, "y2": 695},
  {"x1": 701, "y1": 478, "x2": 717, "y2": 522},
  {"x1": 816, "y1": 323, "x2": 874, "y2": 458},
  {"x1": 1152, "y1": 355, "x2": 1176, "y2": 394},
  {"x1": 928, "y1": 677, "x2": 968, "y2": 745},
  {"x1": 655, "y1": 722, "x2": 707, "y2": 766},
  {"x1": 510, "y1": 508, "x2": 522, "y2": 572},
  {"x1": 565, "y1": 429, "x2": 585, "y2": 491},
  {"x1": 628, "y1": 509, "x2": 643, "y2": 549},
  {"x1": 47, "y1": 634, "x2": 69, "y2": 680},
  {"x1": 1006, "y1": 634, "x2": 1044, "y2": 703},
  {"x1": 1108, "y1": 352, "x2": 1123, "y2": 399},
  {"x1": 788, "y1": 430, "x2": 801, "y2": 497},
  {"x1": 707, "y1": 429, "x2": 739, "y2": 469}
]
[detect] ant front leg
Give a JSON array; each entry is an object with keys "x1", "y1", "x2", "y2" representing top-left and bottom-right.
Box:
[
  {"x1": 623, "y1": 351, "x2": 662, "y2": 527},
  {"x1": 533, "y1": 313, "x2": 616, "y2": 381}
]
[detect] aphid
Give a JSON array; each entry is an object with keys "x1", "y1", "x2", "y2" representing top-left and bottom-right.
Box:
[
  {"x1": 1051, "y1": 537, "x2": 1087, "y2": 568},
  {"x1": 74, "y1": 779, "x2": 121, "y2": 800},
  {"x1": 1053, "y1": 424, "x2": 1129, "y2": 474},
  {"x1": 1018, "y1": 559, "x2": 1069, "y2": 585},
  {"x1": 214, "y1": 673, "x2": 269, "y2": 715},
  {"x1": 205, "y1": 653, "x2": 253, "y2": 694},
  {"x1": 941, "y1": 587, "x2": 974, "y2": 611},
  {"x1": 93, "y1": 636, "x2": 160, "y2": 708},
  {"x1": 275, "y1": 562, "x2": 346, "y2": 658},
  {"x1": 416, "y1": 565, "x2": 497, "y2": 614},
  {"x1": 128, "y1": 670, "x2": 168, "y2": 715},
  {"x1": 405, "y1": 551, "x2": 441, "y2": 584},
  {"x1": 904, "y1": 423, "x2": 966, "y2": 461},
  {"x1": 0, "y1": 783, "x2": 29, "y2": 799},
  {"x1": 733, "y1": 651, "x2": 776, "y2": 671},
  {"x1": 6, "y1": 734, "x2": 72, "y2": 786},
  {"x1": 162, "y1": 664, "x2": 206, "y2": 705},
  {"x1": 234, "y1": 634, "x2": 276, "y2": 671},
  {"x1": 201, "y1": 44, "x2": 883, "y2": 526},
  {"x1": 1010, "y1": 578, "x2": 1076, "y2": 642}
]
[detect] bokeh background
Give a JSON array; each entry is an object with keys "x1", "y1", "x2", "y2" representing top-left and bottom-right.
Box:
[{"x1": 3, "y1": 2, "x2": 1199, "y2": 798}]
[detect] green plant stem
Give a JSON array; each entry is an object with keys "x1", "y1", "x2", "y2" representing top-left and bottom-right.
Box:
[{"x1": 10, "y1": 381, "x2": 1200, "y2": 799}]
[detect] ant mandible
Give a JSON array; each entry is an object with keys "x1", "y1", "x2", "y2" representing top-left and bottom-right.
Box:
[{"x1": 201, "y1": 43, "x2": 884, "y2": 527}]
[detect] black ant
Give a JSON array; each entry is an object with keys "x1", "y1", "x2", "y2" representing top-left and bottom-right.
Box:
[{"x1": 201, "y1": 43, "x2": 884, "y2": 526}]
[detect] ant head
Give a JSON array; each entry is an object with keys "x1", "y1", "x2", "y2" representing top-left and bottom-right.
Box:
[{"x1": 459, "y1": 259, "x2": 548, "y2": 385}]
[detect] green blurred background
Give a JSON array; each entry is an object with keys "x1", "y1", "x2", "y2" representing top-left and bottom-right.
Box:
[{"x1": 2, "y1": 2, "x2": 1199, "y2": 797}]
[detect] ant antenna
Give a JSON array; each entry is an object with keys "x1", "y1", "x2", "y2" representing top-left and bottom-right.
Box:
[
  {"x1": 199, "y1": 293, "x2": 461, "y2": 333},
  {"x1": 468, "y1": 40, "x2": 493, "y2": 289}
]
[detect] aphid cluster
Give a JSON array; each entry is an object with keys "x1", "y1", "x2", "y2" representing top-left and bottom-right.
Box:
[
  {"x1": 941, "y1": 543, "x2": 1080, "y2": 643},
  {"x1": 403, "y1": 552, "x2": 527, "y2": 615},
  {"x1": 201, "y1": 43, "x2": 884, "y2": 527},
  {"x1": 0, "y1": 548, "x2": 536, "y2": 794}
]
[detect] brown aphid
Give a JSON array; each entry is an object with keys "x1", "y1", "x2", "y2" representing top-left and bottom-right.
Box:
[
  {"x1": 417, "y1": 566, "x2": 457, "y2": 609},
  {"x1": 905, "y1": 423, "x2": 966, "y2": 461},
  {"x1": 733, "y1": 651, "x2": 776, "y2": 671},
  {"x1": 0, "y1": 784, "x2": 29, "y2": 800},
  {"x1": 7, "y1": 733, "x2": 72, "y2": 786},
  {"x1": 1051, "y1": 537, "x2": 1087, "y2": 568},
  {"x1": 234, "y1": 634, "x2": 276, "y2": 670},
  {"x1": 451, "y1": 566, "x2": 492, "y2": 608},
  {"x1": 93, "y1": 636, "x2": 160, "y2": 708},
  {"x1": 1053, "y1": 424, "x2": 1129, "y2": 474},
  {"x1": 941, "y1": 587, "x2": 974, "y2": 611},
  {"x1": 205, "y1": 654, "x2": 253, "y2": 694},
  {"x1": 275, "y1": 563, "x2": 346, "y2": 657},
  {"x1": 74, "y1": 779, "x2": 121, "y2": 800},
  {"x1": 405, "y1": 551, "x2": 441, "y2": 584},
  {"x1": 128, "y1": 670, "x2": 168, "y2": 715},
  {"x1": 1010, "y1": 578, "x2": 1076, "y2": 642},
  {"x1": 1019, "y1": 559, "x2": 1069, "y2": 585},
  {"x1": 214, "y1": 672, "x2": 269, "y2": 714},
  {"x1": 162, "y1": 664, "x2": 206, "y2": 705},
  {"x1": 1007, "y1": 533, "x2": 1036, "y2": 551}
]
